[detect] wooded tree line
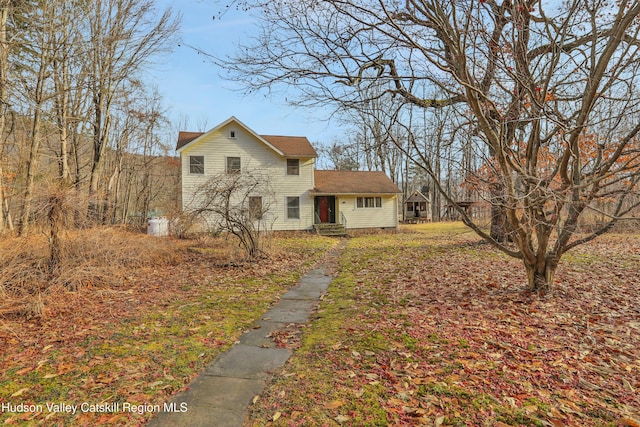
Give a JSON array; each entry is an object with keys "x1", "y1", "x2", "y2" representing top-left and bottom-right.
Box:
[
  {"x1": 0, "y1": 0, "x2": 180, "y2": 236},
  {"x1": 220, "y1": 0, "x2": 640, "y2": 292},
  {"x1": 320, "y1": 91, "x2": 482, "y2": 222}
]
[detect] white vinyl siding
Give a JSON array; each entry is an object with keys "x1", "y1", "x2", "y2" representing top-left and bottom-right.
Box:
[
  {"x1": 339, "y1": 195, "x2": 398, "y2": 229},
  {"x1": 180, "y1": 122, "x2": 315, "y2": 231}
]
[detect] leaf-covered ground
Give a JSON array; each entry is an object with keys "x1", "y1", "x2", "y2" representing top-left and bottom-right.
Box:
[
  {"x1": 248, "y1": 223, "x2": 640, "y2": 427},
  {"x1": 0, "y1": 230, "x2": 336, "y2": 426}
]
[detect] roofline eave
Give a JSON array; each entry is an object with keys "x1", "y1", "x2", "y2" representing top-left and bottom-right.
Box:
[
  {"x1": 310, "y1": 191, "x2": 402, "y2": 196},
  {"x1": 285, "y1": 155, "x2": 318, "y2": 159}
]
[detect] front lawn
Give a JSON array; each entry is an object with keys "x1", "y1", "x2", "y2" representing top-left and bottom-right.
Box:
[
  {"x1": 248, "y1": 223, "x2": 640, "y2": 426},
  {"x1": 0, "y1": 229, "x2": 336, "y2": 426}
]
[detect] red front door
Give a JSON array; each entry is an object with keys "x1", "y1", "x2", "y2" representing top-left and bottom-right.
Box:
[{"x1": 318, "y1": 196, "x2": 330, "y2": 222}]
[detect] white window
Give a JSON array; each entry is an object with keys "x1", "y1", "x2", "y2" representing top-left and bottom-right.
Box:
[
  {"x1": 226, "y1": 156, "x2": 241, "y2": 174},
  {"x1": 357, "y1": 197, "x2": 382, "y2": 208},
  {"x1": 189, "y1": 156, "x2": 204, "y2": 174},
  {"x1": 230, "y1": 130, "x2": 236, "y2": 138},
  {"x1": 287, "y1": 197, "x2": 300, "y2": 219}
]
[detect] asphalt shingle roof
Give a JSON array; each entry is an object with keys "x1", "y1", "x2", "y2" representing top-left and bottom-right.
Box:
[
  {"x1": 313, "y1": 170, "x2": 401, "y2": 194},
  {"x1": 260, "y1": 135, "x2": 318, "y2": 158},
  {"x1": 176, "y1": 131, "x2": 203, "y2": 150}
]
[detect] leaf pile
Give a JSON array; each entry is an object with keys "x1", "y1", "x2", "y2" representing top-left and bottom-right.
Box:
[{"x1": 248, "y1": 223, "x2": 640, "y2": 426}]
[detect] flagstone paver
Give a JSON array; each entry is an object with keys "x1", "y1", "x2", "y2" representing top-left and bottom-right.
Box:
[{"x1": 147, "y1": 241, "x2": 345, "y2": 427}]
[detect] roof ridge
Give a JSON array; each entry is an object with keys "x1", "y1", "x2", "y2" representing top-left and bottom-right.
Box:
[{"x1": 260, "y1": 134, "x2": 308, "y2": 139}]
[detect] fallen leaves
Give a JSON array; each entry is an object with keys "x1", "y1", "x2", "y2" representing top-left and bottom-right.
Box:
[
  {"x1": 334, "y1": 414, "x2": 351, "y2": 424},
  {"x1": 620, "y1": 417, "x2": 640, "y2": 427},
  {"x1": 0, "y1": 233, "x2": 336, "y2": 426},
  {"x1": 10, "y1": 387, "x2": 29, "y2": 397},
  {"x1": 15, "y1": 366, "x2": 33, "y2": 376},
  {"x1": 324, "y1": 400, "x2": 345, "y2": 409},
  {"x1": 247, "y1": 226, "x2": 640, "y2": 426}
]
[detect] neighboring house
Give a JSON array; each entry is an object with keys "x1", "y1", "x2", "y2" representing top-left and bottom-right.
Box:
[
  {"x1": 404, "y1": 190, "x2": 431, "y2": 222},
  {"x1": 176, "y1": 116, "x2": 401, "y2": 233}
]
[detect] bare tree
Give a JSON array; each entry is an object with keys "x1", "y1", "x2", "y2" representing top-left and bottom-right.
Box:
[
  {"x1": 0, "y1": 0, "x2": 13, "y2": 233},
  {"x1": 127, "y1": 86, "x2": 170, "y2": 225},
  {"x1": 0, "y1": 1, "x2": 180, "y2": 236},
  {"x1": 50, "y1": 0, "x2": 91, "y2": 186},
  {"x1": 221, "y1": 0, "x2": 640, "y2": 292},
  {"x1": 16, "y1": 0, "x2": 57, "y2": 235},
  {"x1": 187, "y1": 171, "x2": 274, "y2": 260},
  {"x1": 86, "y1": 0, "x2": 179, "y2": 221},
  {"x1": 319, "y1": 140, "x2": 360, "y2": 171}
]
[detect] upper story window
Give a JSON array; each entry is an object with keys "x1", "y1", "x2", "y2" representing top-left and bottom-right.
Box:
[
  {"x1": 357, "y1": 196, "x2": 382, "y2": 208},
  {"x1": 229, "y1": 130, "x2": 236, "y2": 138},
  {"x1": 287, "y1": 159, "x2": 300, "y2": 175},
  {"x1": 189, "y1": 155, "x2": 204, "y2": 174},
  {"x1": 226, "y1": 156, "x2": 241, "y2": 174}
]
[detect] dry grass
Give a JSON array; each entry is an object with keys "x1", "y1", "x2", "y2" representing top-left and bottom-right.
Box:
[
  {"x1": 0, "y1": 227, "x2": 328, "y2": 318},
  {"x1": 0, "y1": 230, "x2": 336, "y2": 426},
  {"x1": 0, "y1": 228, "x2": 185, "y2": 317}
]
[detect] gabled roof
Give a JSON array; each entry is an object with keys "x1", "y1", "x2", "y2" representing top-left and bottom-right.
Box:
[
  {"x1": 176, "y1": 116, "x2": 317, "y2": 158},
  {"x1": 313, "y1": 170, "x2": 402, "y2": 195},
  {"x1": 405, "y1": 190, "x2": 430, "y2": 203}
]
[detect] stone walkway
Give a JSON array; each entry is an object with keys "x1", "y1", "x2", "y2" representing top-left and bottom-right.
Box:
[{"x1": 148, "y1": 242, "x2": 344, "y2": 427}]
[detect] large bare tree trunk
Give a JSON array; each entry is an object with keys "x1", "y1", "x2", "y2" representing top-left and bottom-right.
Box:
[
  {"x1": 489, "y1": 182, "x2": 510, "y2": 243},
  {"x1": 0, "y1": 2, "x2": 9, "y2": 233},
  {"x1": 18, "y1": 2, "x2": 53, "y2": 235},
  {"x1": 524, "y1": 259, "x2": 557, "y2": 294},
  {"x1": 88, "y1": 92, "x2": 110, "y2": 222},
  {"x1": 19, "y1": 108, "x2": 43, "y2": 236},
  {"x1": 53, "y1": 53, "x2": 72, "y2": 184},
  {"x1": 48, "y1": 192, "x2": 63, "y2": 273}
]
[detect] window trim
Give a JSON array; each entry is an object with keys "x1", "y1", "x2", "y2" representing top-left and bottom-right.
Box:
[
  {"x1": 226, "y1": 156, "x2": 241, "y2": 174},
  {"x1": 356, "y1": 196, "x2": 383, "y2": 209},
  {"x1": 286, "y1": 196, "x2": 300, "y2": 219},
  {"x1": 189, "y1": 155, "x2": 204, "y2": 175}
]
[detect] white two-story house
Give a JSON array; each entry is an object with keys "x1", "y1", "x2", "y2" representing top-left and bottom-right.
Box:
[{"x1": 177, "y1": 116, "x2": 401, "y2": 233}]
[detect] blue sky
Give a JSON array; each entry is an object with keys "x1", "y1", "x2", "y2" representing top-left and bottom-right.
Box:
[{"x1": 150, "y1": 1, "x2": 342, "y2": 150}]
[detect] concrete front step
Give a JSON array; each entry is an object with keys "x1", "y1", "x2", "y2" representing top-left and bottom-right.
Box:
[{"x1": 314, "y1": 223, "x2": 347, "y2": 236}]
